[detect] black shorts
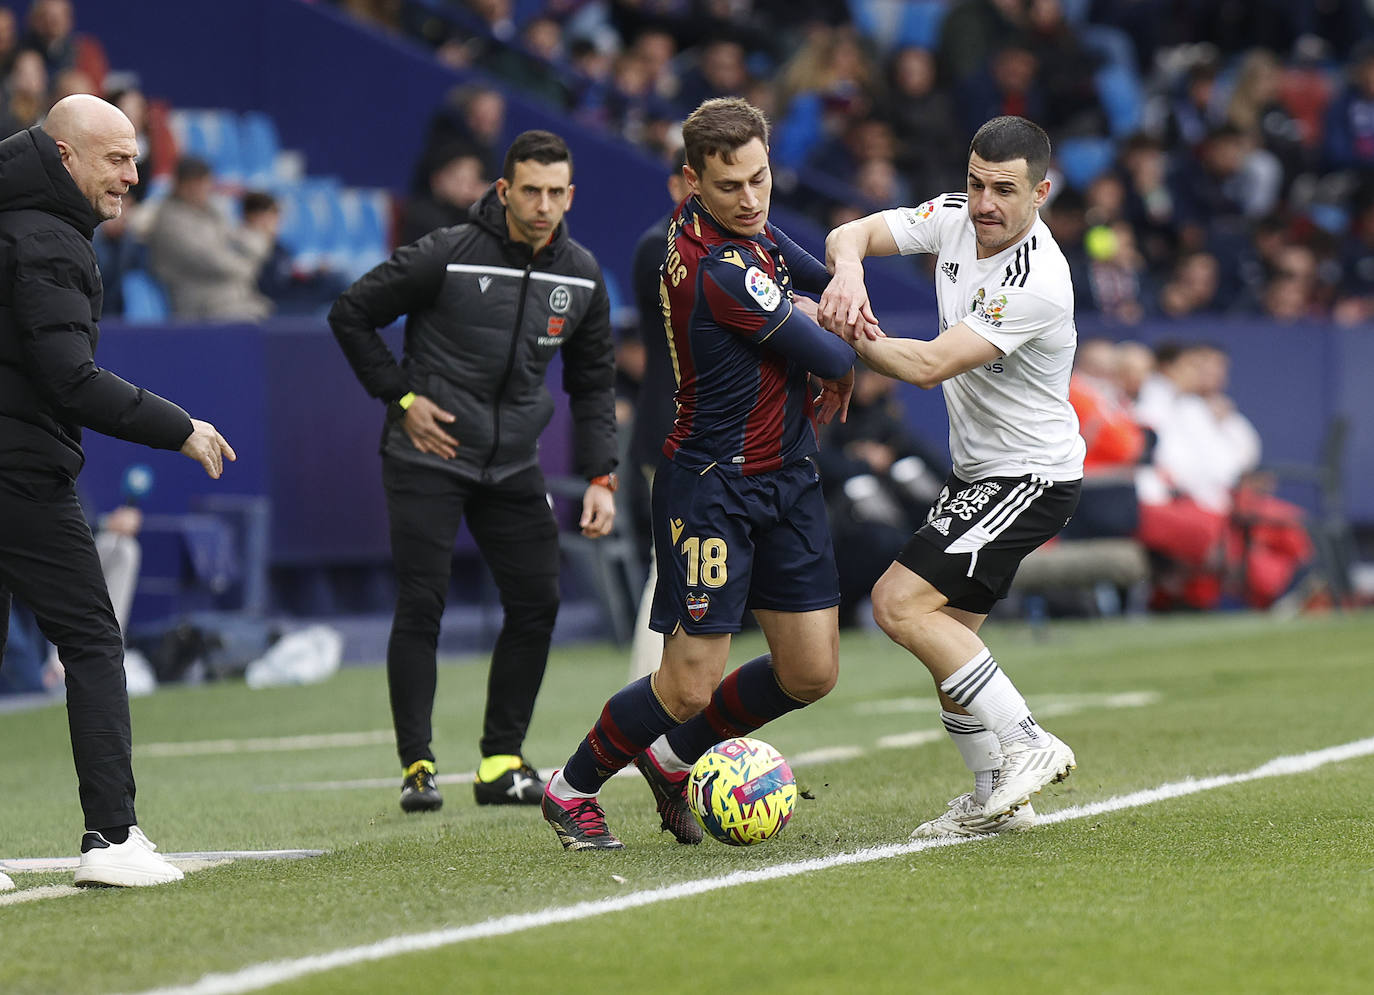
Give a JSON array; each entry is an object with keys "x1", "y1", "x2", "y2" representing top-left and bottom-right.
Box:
[{"x1": 896, "y1": 472, "x2": 1082, "y2": 614}]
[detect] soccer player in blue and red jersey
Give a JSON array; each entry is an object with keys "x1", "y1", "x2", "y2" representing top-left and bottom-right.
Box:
[{"x1": 543, "y1": 97, "x2": 869, "y2": 849}]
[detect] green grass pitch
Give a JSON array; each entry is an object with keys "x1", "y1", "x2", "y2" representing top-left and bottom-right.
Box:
[{"x1": 2, "y1": 611, "x2": 1373, "y2": 994}]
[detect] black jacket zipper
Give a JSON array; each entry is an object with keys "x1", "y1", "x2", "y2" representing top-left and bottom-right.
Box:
[{"x1": 485, "y1": 258, "x2": 533, "y2": 472}]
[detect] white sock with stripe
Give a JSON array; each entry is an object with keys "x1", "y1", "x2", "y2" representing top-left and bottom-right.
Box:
[
  {"x1": 941, "y1": 710, "x2": 1002, "y2": 804},
  {"x1": 939, "y1": 649, "x2": 1050, "y2": 750}
]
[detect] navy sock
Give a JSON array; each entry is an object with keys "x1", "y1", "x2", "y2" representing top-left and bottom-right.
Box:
[
  {"x1": 562, "y1": 675, "x2": 679, "y2": 794},
  {"x1": 664, "y1": 654, "x2": 807, "y2": 765}
]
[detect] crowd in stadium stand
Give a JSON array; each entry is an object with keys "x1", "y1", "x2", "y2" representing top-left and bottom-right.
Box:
[{"x1": 329, "y1": 0, "x2": 1374, "y2": 327}]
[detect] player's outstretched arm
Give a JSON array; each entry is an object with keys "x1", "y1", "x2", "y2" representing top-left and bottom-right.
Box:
[
  {"x1": 820, "y1": 214, "x2": 899, "y2": 338},
  {"x1": 853, "y1": 322, "x2": 1001, "y2": 390},
  {"x1": 180, "y1": 418, "x2": 237, "y2": 479}
]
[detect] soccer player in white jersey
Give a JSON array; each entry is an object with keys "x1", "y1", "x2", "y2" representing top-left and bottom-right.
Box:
[{"x1": 818, "y1": 116, "x2": 1086, "y2": 838}]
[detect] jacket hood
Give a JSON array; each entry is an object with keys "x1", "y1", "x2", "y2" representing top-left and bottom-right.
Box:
[
  {"x1": 0, "y1": 126, "x2": 101, "y2": 239},
  {"x1": 469, "y1": 183, "x2": 568, "y2": 258}
]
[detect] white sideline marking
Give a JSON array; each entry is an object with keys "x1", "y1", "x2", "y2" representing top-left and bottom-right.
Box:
[
  {"x1": 270, "y1": 691, "x2": 1162, "y2": 793},
  {"x1": 1, "y1": 849, "x2": 325, "y2": 874},
  {"x1": 854, "y1": 690, "x2": 1161, "y2": 716},
  {"x1": 139, "y1": 732, "x2": 394, "y2": 757},
  {"x1": 124, "y1": 736, "x2": 1374, "y2": 995},
  {"x1": 0, "y1": 851, "x2": 326, "y2": 907},
  {"x1": 0, "y1": 884, "x2": 82, "y2": 906}
]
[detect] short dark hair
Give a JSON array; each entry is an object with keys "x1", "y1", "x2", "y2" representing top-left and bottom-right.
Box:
[
  {"x1": 502, "y1": 130, "x2": 572, "y2": 182},
  {"x1": 969, "y1": 116, "x2": 1052, "y2": 185},
  {"x1": 681, "y1": 97, "x2": 769, "y2": 177},
  {"x1": 241, "y1": 190, "x2": 278, "y2": 217},
  {"x1": 175, "y1": 156, "x2": 211, "y2": 184}
]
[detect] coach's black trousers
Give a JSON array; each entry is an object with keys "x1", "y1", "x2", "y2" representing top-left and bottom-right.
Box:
[
  {"x1": 0, "y1": 469, "x2": 135, "y2": 830},
  {"x1": 382, "y1": 458, "x2": 561, "y2": 767}
]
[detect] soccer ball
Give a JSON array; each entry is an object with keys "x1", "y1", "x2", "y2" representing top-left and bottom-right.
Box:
[{"x1": 687, "y1": 737, "x2": 797, "y2": 846}]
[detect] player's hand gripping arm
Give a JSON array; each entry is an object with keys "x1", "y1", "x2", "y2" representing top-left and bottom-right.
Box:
[{"x1": 819, "y1": 214, "x2": 900, "y2": 340}]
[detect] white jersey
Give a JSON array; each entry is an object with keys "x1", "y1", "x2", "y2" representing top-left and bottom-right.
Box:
[{"x1": 883, "y1": 193, "x2": 1085, "y2": 482}]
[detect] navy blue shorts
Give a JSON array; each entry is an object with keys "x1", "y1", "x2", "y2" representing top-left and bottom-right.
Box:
[{"x1": 649, "y1": 457, "x2": 840, "y2": 635}]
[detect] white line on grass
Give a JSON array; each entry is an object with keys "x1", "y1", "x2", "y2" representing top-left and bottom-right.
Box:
[
  {"x1": 124, "y1": 736, "x2": 1374, "y2": 995},
  {"x1": 269, "y1": 691, "x2": 1161, "y2": 792},
  {"x1": 0, "y1": 884, "x2": 82, "y2": 906},
  {"x1": 139, "y1": 731, "x2": 394, "y2": 757},
  {"x1": 1, "y1": 849, "x2": 325, "y2": 874}
]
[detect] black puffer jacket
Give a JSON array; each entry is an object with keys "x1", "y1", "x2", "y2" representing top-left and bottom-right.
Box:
[
  {"x1": 329, "y1": 185, "x2": 617, "y2": 483},
  {"x1": 0, "y1": 126, "x2": 191, "y2": 478}
]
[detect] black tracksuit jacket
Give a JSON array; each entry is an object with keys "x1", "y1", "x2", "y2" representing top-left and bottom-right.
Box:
[{"x1": 328, "y1": 186, "x2": 618, "y2": 484}]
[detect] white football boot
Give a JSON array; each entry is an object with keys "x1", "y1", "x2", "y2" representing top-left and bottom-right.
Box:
[
  {"x1": 911, "y1": 793, "x2": 1036, "y2": 839},
  {"x1": 74, "y1": 826, "x2": 185, "y2": 887},
  {"x1": 983, "y1": 734, "x2": 1076, "y2": 816}
]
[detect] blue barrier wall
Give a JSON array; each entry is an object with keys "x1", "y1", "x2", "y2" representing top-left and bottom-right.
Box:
[{"x1": 83, "y1": 317, "x2": 1368, "y2": 539}]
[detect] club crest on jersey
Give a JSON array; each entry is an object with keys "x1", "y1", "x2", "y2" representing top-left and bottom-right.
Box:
[
  {"x1": 685, "y1": 593, "x2": 710, "y2": 621},
  {"x1": 549, "y1": 285, "x2": 571, "y2": 313},
  {"x1": 901, "y1": 200, "x2": 938, "y2": 226},
  {"x1": 745, "y1": 266, "x2": 782, "y2": 312},
  {"x1": 970, "y1": 288, "x2": 1008, "y2": 327}
]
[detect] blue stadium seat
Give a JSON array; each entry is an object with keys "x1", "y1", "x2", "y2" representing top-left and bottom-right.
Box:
[
  {"x1": 121, "y1": 270, "x2": 170, "y2": 323},
  {"x1": 271, "y1": 183, "x2": 312, "y2": 257},
  {"x1": 1057, "y1": 136, "x2": 1117, "y2": 190},
  {"x1": 239, "y1": 111, "x2": 282, "y2": 187},
  {"x1": 898, "y1": 1, "x2": 946, "y2": 49},
  {"x1": 338, "y1": 188, "x2": 391, "y2": 279},
  {"x1": 774, "y1": 92, "x2": 823, "y2": 170},
  {"x1": 170, "y1": 109, "x2": 244, "y2": 183},
  {"x1": 1096, "y1": 64, "x2": 1144, "y2": 138}
]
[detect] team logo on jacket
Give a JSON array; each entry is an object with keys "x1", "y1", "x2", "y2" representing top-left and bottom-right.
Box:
[
  {"x1": 901, "y1": 200, "x2": 938, "y2": 226},
  {"x1": 549, "y1": 286, "x2": 571, "y2": 313},
  {"x1": 745, "y1": 266, "x2": 781, "y2": 311},
  {"x1": 685, "y1": 593, "x2": 710, "y2": 621},
  {"x1": 539, "y1": 315, "x2": 567, "y2": 346}
]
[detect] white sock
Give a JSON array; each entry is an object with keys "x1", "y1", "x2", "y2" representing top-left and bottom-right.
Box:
[
  {"x1": 549, "y1": 769, "x2": 597, "y2": 800},
  {"x1": 648, "y1": 735, "x2": 690, "y2": 773},
  {"x1": 939, "y1": 649, "x2": 1049, "y2": 749},
  {"x1": 941, "y1": 710, "x2": 1002, "y2": 804}
]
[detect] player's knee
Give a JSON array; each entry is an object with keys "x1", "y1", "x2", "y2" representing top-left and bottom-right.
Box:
[
  {"x1": 871, "y1": 580, "x2": 936, "y2": 644},
  {"x1": 664, "y1": 680, "x2": 713, "y2": 720},
  {"x1": 870, "y1": 578, "x2": 910, "y2": 641},
  {"x1": 781, "y1": 662, "x2": 837, "y2": 703}
]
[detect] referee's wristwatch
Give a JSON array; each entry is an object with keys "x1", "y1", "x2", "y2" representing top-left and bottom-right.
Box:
[{"x1": 589, "y1": 473, "x2": 619, "y2": 492}]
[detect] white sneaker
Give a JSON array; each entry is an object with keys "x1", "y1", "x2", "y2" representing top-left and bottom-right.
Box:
[
  {"x1": 911, "y1": 793, "x2": 1036, "y2": 839},
  {"x1": 984, "y1": 734, "x2": 1076, "y2": 816},
  {"x1": 0, "y1": 870, "x2": 15, "y2": 891},
  {"x1": 73, "y1": 826, "x2": 185, "y2": 887}
]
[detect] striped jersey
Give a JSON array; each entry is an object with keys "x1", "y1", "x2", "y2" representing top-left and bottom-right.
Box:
[
  {"x1": 882, "y1": 193, "x2": 1085, "y2": 482},
  {"x1": 659, "y1": 195, "x2": 820, "y2": 475}
]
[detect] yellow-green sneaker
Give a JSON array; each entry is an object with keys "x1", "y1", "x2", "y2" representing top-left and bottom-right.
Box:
[
  {"x1": 400, "y1": 759, "x2": 442, "y2": 813},
  {"x1": 474, "y1": 756, "x2": 544, "y2": 806}
]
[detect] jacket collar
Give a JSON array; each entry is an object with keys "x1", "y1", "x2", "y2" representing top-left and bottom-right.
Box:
[{"x1": 0, "y1": 126, "x2": 102, "y2": 240}]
